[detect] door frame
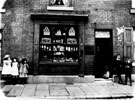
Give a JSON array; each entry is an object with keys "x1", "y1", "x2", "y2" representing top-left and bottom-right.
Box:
[{"x1": 94, "y1": 29, "x2": 113, "y2": 77}]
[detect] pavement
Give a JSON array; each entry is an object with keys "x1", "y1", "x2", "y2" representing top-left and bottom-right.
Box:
[{"x1": 0, "y1": 78, "x2": 135, "y2": 100}]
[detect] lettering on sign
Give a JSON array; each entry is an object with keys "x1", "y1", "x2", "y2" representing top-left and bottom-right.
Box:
[{"x1": 95, "y1": 31, "x2": 110, "y2": 38}]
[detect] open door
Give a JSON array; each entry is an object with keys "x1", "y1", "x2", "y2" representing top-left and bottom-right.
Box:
[{"x1": 95, "y1": 29, "x2": 113, "y2": 78}]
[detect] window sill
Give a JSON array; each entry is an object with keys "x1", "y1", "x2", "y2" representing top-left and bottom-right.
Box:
[
  {"x1": 130, "y1": 8, "x2": 135, "y2": 13},
  {"x1": 47, "y1": 6, "x2": 74, "y2": 11}
]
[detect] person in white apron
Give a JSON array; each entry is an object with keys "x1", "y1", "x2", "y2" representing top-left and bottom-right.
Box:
[
  {"x1": 11, "y1": 57, "x2": 19, "y2": 84},
  {"x1": 2, "y1": 55, "x2": 12, "y2": 84}
]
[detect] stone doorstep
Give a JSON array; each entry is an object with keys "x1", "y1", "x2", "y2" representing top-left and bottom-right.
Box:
[
  {"x1": 113, "y1": 74, "x2": 135, "y2": 82},
  {"x1": 27, "y1": 75, "x2": 95, "y2": 84}
]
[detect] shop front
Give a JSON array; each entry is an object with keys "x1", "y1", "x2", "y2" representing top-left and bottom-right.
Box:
[{"x1": 31, "y1": 13, "x2": 88, "y2": 75}]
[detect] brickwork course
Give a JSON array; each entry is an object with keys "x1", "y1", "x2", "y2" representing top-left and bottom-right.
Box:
[{"x1": 1, "y1": 0, "x2": 135, "y2": 75}]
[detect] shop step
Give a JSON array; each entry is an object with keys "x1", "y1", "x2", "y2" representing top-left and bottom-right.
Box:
[{"x1": 27, "y1": 75, "x2": 95, "y2": 84}]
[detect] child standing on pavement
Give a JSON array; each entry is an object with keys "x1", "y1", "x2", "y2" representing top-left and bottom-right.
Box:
[
  {"x1": 115, "y1": 54, "x2": 123, "y2": 84},
  {"x1": 124, "y1": 57, "x2": 133, "y2": 86},
  {"x1": 19, "y1": 58, "x2": 29, "y2": 84},
  {"x1": 11, "y1": 57, "x2": 19, "y2": 84},
  {"x1": 1, "y1": 55, "x2": 12, "y2": 84}
]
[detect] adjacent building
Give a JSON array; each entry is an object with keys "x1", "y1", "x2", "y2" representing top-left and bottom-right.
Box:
[{"x1": 1, "y1": 0, "x2": 135, "y2": 77}]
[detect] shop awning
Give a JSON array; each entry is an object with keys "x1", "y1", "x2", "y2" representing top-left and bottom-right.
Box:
[{"x1": 31, "y1": 13, "x2": 89, "y2": 21}]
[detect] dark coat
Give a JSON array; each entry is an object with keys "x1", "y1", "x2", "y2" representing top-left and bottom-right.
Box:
[
  {"x1": 124, "y1": 61, "x2": 133, "y2": 74},
  {"x1": 114, "y1": 59, "x2": 123, "y2": 74}
]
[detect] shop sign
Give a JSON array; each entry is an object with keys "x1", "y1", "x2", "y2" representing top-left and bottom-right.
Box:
[{"x1": 95, "y1": 31, "x2": 110, "y2": 38}]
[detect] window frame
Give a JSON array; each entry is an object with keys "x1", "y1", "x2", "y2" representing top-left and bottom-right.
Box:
[{"x1": 47, "y1": 0, "x2": 74, "y2": 11}]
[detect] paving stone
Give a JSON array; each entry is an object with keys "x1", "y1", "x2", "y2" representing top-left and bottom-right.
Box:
[
  {"x1": 21, "y1": 84, "x2": 36, "y2": 97},
  {"x1": 66, "y1": 86, "x2": 85, "y2": 96},
  {"x1": 80, "y1": 85, "x2": 98, "y2": 95},
  {"x1": 35, "y1": 84, "x2": 49, "y2": 96},
  {"x1": 45, "y1": 96, "x2": 68, "y2": 99},
  {"x1": 2, "y1": 85, "x2": 13, "y2": 92},
  {"x1": 49, "y1": 85, "x2": 69, "y2": 96},
  {"x1": 50, "y1": 89, "x2": 69, "y2": 96},
  {"x1": 7, "y1": 85, "x2": 24, "y2": 97},
  {"x1": 50, "y1": 85, "x2": 65, "y2": 90}
]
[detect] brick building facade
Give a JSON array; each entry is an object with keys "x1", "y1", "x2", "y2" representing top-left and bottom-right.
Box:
[{"x1": 1, "y1": 0, "x2": 135, "y2": 77}]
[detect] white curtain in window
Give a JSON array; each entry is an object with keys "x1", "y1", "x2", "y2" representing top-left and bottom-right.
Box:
[
  {"x1": 133, "y1": 30, "x2": 135, "y2": 42},
  {"x1": 133, "y1": 30, "x2": 135, "y2": 60},
  {"x1": 63, "y1": 0, "x2": 68, "y2": 5},
  {"x1": 132, "y1": 0, "x2": 135, "y2": 8}
]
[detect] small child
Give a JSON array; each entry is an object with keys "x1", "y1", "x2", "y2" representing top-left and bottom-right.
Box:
[
  {"x1": 19, "y1": 58, "x2": 29, "y2": 84},
  {"x1": 124, "y1": 57, "x2": 133, "y2": 86},
  {"x1": 11, "y1": 57, "x2": 19, "y2": 84},
  {"x1": 1, "y1": 55, "x2": 12, "y2": 84}
]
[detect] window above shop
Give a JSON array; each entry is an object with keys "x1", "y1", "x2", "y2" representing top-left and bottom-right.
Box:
[
  {"x1": 131, "y1": 0, "x2": 135, "y2": 13},
  {"x1": 47, "y1": 0, "x2": 74, "y2": 11},
  {"x1": 132, "y1": 0, "x2": 135, "y2": 8}
]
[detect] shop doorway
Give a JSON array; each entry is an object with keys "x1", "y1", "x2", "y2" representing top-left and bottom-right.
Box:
[{"x1": 95, "y1": 29, "x2": 113, "y2": 78}]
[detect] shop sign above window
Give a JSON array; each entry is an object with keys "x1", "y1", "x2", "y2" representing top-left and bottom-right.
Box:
[
  {"x1": 47, "y1": 0, "x2": 74, "y2": 11},
  {"x1": 95, "y1": 31, "x2": 110, "y2": 38}
]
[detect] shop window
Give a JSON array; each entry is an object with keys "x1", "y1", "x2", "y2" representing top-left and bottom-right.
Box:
[
  {"x1": 39, "y1": 25, "x2": 79, "y2": 63},
  {"x1": 47, "y1": 0, "x2": 74, "y2": 11}
]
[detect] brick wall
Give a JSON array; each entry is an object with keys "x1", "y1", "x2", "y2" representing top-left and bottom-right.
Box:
[{"x1": 2, "y1": 0, "x2": 135, "y2": 75}]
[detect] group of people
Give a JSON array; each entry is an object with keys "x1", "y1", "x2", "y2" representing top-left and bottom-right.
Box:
[
  {"x1": 1, "y1": 54, "x2": 29, "y2": 84},
  {"x1": 114, "y1": 54, "x2": 134, "y2": 86}
]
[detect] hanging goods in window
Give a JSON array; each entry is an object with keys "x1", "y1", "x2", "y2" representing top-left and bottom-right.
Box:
[
  {"x1": 43, "y1": 26, "x2": 50, "y2": 35},
  {"x1": 69, "y1": 27, "x2": 75, "y2": 36}
]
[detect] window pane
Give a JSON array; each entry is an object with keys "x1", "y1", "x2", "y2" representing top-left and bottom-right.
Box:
[
  {"x1": 125, "y1": 29, "x2": 132, "y2": 42},
  {"x1": 49, "y1": 0, "x2": 71, "y2": 6},
  {"x1": 132, "y1": 0, "x2": 135, "y2": 8},
  {"x1": 133, "y1": 30, "x2": 135, "y2": 42},
  {"x1": 126, "y1": 46, "x2": 132, "y2": 58},
  {"x1": 134, "y1": 43, "x2": 135, "y2": 60}
]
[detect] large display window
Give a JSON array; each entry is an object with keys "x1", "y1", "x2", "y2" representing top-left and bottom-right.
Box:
[{"x1": 39, "y1": 25, "x2": 79, "y2": 64}]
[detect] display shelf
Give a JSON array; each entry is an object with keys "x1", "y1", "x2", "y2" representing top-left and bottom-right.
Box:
[
  {"x1": 39, "y1": 25, "x2": 79, "y2": 63},
  {"x1": 39, "y1": 61, "x2": 79, "y2": 65}
]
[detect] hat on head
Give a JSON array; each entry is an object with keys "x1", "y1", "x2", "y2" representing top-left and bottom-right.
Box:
[{"x1": 4, "y1": 54, "x2": 10, "y2": 59}]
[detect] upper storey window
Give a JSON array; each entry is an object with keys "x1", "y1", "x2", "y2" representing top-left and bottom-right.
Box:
[
  {"x1": 47, "y1": 0, "x2": 74, "y2": 11},
  {"x1": 132, "y1": 0, "x2": 135, "y2": 8},
  {"x1": 51, "y1": 0, "x2": 64, "y2": 5}
]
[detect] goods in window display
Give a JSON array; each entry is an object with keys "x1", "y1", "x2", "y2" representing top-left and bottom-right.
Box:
[
  {"x1": 67, "y1": 38, "x2": 77, "y2": 44},
  {"x1": 43, "y1": 26, "x2": 50, "y2": 35},
  {"x1": 69, "y1": 27, "x2": 75, "y2": 36},
  {"x1": 41, "y1": 38, "x2": 51, "y2": 44},
  {"x1": 39, "y1": 25, "x2": 79, "y2": 63},
  {"x1": 55, "y1": 30, "x2": 62, "y2": 36}
]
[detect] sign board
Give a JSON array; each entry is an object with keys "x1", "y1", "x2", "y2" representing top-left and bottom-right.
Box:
[{"x1": 95, "y1": 31, "x2": 110, "y2": 38}]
